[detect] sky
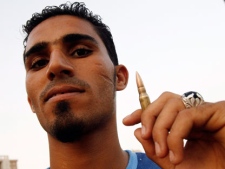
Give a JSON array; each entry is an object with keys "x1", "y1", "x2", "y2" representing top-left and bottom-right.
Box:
[{"x1": 1, "y1": 0, "x2": 225, "y2": 168}]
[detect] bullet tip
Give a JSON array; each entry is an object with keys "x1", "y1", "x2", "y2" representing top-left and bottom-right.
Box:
[{"x1": 136, "y1": 71, "x2": 144, "y2": 88}]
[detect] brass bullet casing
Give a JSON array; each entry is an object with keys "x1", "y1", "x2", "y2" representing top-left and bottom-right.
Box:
[{"x1": 136, "y1": 72, "x2": 151, "y2": 110}]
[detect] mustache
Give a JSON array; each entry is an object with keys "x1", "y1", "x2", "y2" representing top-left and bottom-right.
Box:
[{"x1": 40, "y1": 77, "x2": 90, "y2": 101}]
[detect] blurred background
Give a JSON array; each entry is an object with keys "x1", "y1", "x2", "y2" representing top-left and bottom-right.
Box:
[{"x1": 1, "y1": 0, "x2": 225, "y2": 168}]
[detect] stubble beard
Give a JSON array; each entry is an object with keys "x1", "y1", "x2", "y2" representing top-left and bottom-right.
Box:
[
  {"x1": 45, "y1": 69, "x2": 117, "y2": 143},
  {"x1": 48, "y1": 100, "x2": 113, "y2": 143}
]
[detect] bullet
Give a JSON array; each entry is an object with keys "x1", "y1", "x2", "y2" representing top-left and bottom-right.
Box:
[{"x1": 136, "y1": 72, "x2": 151, "y2": 110}]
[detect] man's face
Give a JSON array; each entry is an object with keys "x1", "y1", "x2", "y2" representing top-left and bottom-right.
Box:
[{"x1": 24, "y1": 15, "x2": 119, "y2": 142}]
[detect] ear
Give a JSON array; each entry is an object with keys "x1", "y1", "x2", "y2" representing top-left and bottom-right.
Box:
[
  {"x1": 27, "y1": 97, "x2": 36, "y2": 113},
  {"x1": 115, "y1": 64, "x2": 129, "y2": 91}
]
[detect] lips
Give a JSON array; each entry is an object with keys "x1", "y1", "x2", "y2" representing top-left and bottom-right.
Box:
[{"x1": 44, "y1": 85, "x2": 85, "y2": 102}]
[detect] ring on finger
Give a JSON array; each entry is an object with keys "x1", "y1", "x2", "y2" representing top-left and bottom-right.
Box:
[{"x1": 181, "y1": 91, "x2": 204, "y2": 109}]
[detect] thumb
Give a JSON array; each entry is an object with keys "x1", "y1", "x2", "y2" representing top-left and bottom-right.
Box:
[{"x1": 123, "y1": 109, "x2": 142, "y2": 126}]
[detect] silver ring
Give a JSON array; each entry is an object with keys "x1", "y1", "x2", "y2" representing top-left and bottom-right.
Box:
[{"x1": 181, "y1": 91, "x2": 204, "y2": 108}]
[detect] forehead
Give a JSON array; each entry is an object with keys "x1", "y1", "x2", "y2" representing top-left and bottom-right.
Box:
[{"x1": 26, "y1": 15, "x2": 101, "y2": 51}]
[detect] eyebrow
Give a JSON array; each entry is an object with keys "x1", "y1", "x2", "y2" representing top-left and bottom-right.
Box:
[
  {"x1": 24, "y1": 42, "x2": 48, "y2": 62},
  {"x1": 23, "y1": 33, "x2": 98, "y2": 62},
  {"x1": 62, "y1": 34, "x2": 98, "y2": 45}
]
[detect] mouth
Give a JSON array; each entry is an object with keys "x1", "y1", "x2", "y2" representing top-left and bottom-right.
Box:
[{"x1": 44, "y1": 86, "x2": 85, "y2": 102}]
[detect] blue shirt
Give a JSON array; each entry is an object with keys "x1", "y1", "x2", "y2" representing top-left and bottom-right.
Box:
[{"x1": 126, "y1": 150, "x2": 160, "y2": 169}]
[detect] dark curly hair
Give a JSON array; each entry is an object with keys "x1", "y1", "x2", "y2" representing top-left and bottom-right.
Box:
[{"x1": 22, "y1": 2, "x2": 118, "y2": 65}]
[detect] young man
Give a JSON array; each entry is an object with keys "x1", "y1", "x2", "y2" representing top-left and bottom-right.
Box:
[
  {"x1": 23, "y1": 2, "x2": 225, "y2": 169},
  {"x1": 23, "y1": 2, "x2": 159, "y2": 168}
]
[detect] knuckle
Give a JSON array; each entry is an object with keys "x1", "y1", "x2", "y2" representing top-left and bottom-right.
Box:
[
  {"x1": 160, "y1": 91, "x2": 173, "y2": 98},
  {"x1": 167, "y1": 97, "x2": 180, "y2": 104},
  {"x1": 159, "y1": 91, "x2": 180, "y2": 101}
]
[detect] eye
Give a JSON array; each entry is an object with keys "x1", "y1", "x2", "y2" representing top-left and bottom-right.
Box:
[
  {"x1": 30, "y1": 59, "x2": 49, "y2": 70},
  {"x1": 71, "y1": 48, "x2": 93, "y2": 58}
]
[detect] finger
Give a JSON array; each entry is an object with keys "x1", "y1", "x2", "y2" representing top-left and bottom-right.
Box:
[
  {"x1": 152, "y1": 97, "x2": 185, "y2": 158},
  {"x1": 135, "y1": 128, "x2": 174, "y2": 169},
  {"x1": 167, "y1": 103, "x2": 214, "y2": 164},
  {"x1": 141, "y1": 92, "x2": 180, "y2": 139},
  {"x1": 134, "y1": 128, "x2": 156, "y2": 155},
  {"x1": 123, "y1": 109, "x2": 142, "y2": 126}
]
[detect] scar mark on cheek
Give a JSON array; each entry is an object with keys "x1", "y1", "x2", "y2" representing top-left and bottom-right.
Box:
[
  {"x1": 99, "y1": 74, "x2": 114, "y2": 86},
  {"x1": 94, "y1": 62, "x2": 115, "y2": 85}
]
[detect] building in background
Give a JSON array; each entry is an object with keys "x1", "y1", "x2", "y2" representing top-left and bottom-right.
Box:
[{"x1": 0, "y1": 156, "x2": 17, "y2": 169}]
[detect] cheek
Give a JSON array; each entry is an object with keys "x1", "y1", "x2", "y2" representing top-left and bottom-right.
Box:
[
  {"x1": 26, "y1": 75, "x2": 33, "y2": 101},
  {"x1": 92, "y1": 57, "x2": 115, "y2": 84},
  {"x1": 26, "y1": 73, "x2": 43, "y2": 108},
  {"x1": 77, "y1": 55, "x2": 115, "y2": 87},
  {"x1": 78, "y1": 57, "x2": 116, "y2": 99},
  {"x1": 26, "y1": 74, "x2": 50, "y2": 127},
  {"x1": 92, "y1": 61, "x2": 116, "y2": 99}
]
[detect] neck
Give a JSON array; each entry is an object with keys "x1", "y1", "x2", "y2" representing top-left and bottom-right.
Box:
[{"x1": 48, "y1": 115, "x2": 128, "y2": 169}]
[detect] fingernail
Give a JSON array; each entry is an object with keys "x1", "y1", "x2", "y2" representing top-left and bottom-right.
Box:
[
  {"x1": 141, "y1": 125, "x2": 146, "y2": 136},
  {"x1": 169, "y1": 150, "x2": 175, "y2": 162},
  {"x1": 155, "y1": 142, "x2": 161, "y2": 156}
]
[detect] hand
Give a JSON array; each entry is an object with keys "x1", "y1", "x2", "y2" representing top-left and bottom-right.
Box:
[{"x1": 123, "y1": 92, "x2": 225, "y2": 169}]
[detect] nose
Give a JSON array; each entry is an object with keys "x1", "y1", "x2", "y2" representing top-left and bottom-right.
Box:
[{"x1": 46, "y1": 50, "x2": 74, "y2": 80}]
